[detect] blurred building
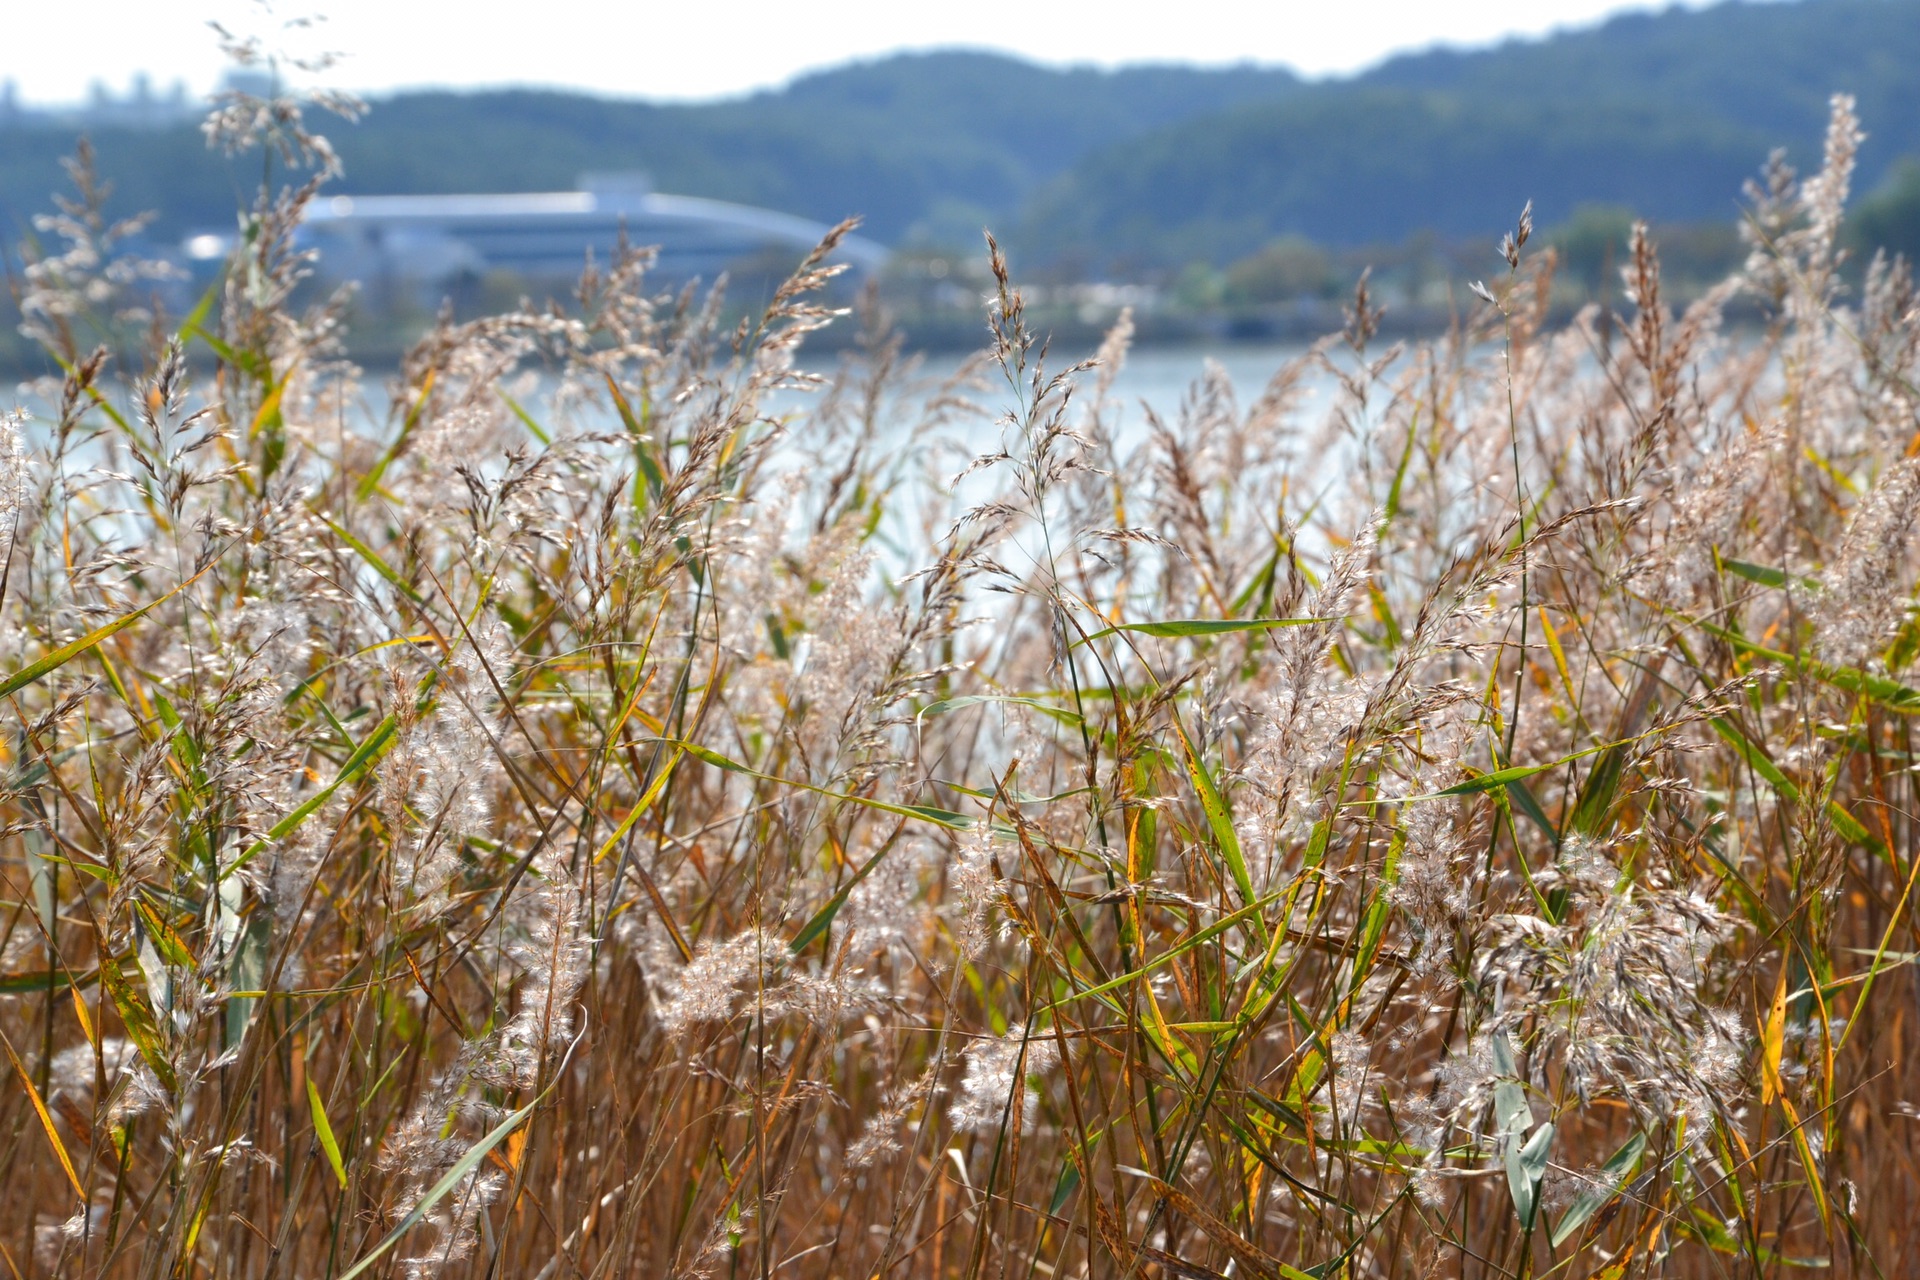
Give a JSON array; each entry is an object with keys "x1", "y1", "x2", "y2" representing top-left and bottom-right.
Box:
[
  {"x1": 0, "y1": 74, "x2": 197, "y2": 130},
  {"x1": 181, "y1": 173, "x2": 888, "y2": 305}
]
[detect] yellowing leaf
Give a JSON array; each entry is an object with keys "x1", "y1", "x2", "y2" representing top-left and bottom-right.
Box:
[
  {"x1": 0, "y1": 1026, "x2": 84, "y2": 1199},
  {"x1": 1762, "y1": 964, "x2": 1789, "y2": 1105}
]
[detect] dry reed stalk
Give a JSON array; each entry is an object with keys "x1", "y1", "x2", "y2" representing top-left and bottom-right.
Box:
[{"x1": 0, "y1": 40, "x2": 1917, "y2": 1280}]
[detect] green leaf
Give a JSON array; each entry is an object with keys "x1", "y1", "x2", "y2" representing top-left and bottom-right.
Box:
[
  {"x1": 1888, "y1": 604, "x2": 1920, "y2": 672},
  {"x1": 498, "y1": 388, "x2": 551, "y2": 445},
  {"x1": 1247, "y1": 1089, "x2": 1310, "y2": 1134},
  {"x1": 335, "y1": 1097, "x2": 538, "y2": 1280},
  {"x1": 0, "y1": 968, "x2": 83, "y2": 995},
  {"x1": 590, "y1": 748, "x2": 683, "y2": 866},
  {"x1": 101, "y1": 956, "x2": 175, "y2": 1095},
  {"x1": 673, "y1": 739, "x2": 972, "y2": 831},
  {"x1": 251, "y1": 362, "x2": 296, "y2": 481},
  {"x1": 604, "y1": 375, "x2": 665, "y2": 508},
  {"x1": 1049, "y1": 1162, "x2": 1082, "y2": 1216},
  {"x1": 1700, "y1": 621, "x2": 1920, "y2": 713},
  {"x1": 1550, "y1": 1130, "x2": 1645, "y2": 1247},
  {"x1": 1823, "y1": 798, "x2": 1881, "y2": 850},
  {"x1": 1713, "y1": 715, "x2": 1810, "y2": 804},
  {"x1": 1229, "y1": 542, "x2": 1285, "y2": 617},
  {"x1": 1676, "y1": 1206, "x2": 1828, "y2": 1266},
  {"x1": 1490, "y1": 1031, "x2": 1518, "y2": 1079},
  {"x1": 1368, "y1": 583, "x2": 1404, "y2": 649},
  {"x1": 0, "y1": 562, "x2": 213, "y2": 701},
  {"x1": 229, "y1": 715, "x2": 399, "y2": 874},
  {"x1": 177, "y1": 279, "x2": 221, "y2": 343},
  {"x1": 1079, "y1": 616, "x2": 1322, "y2": 644},
  {"x1": 1059, "y1": 888, "x2": 1287, "y2": 1010},
  {"x1": 1506, "y1": 1121, "x2": 1554, "y2": 1230},
  {"x1": 1384, "y1": 406, "x2": 1421, "y2": 522},
  {"x1": 1709, "y1": 716, "x2": 1884, "y2": 854},
  {"x1": 789, "y1": 839, "x2": 898, "y2": 954},
  {"x1": 225, "y1": 909, "x2": 271, "y2": 1044},
  {"x1": 1422, "y1": 737, "x2": 1635, "y2": 800},
  {"x1": 1172, "y1": 717, "x2": 1262, "y2": 937},
  {"x1": 916, "y1": 693, "x2": 1082, "y2": 732},
  {"x1": 357, "y1": 368, "x2": 436, "y2": 500},
  {"x1": 1566, "y1": 743, "x2": 1629, "y2": 837},
  {"x1": 307, "y1": 1077, "x2": 349, "y2": 1188},
  {"x1": 1506, "y1": 778, "x2": 1557, "y2": 841},
  {"x1": 184, "y1": 322, "x2": 244, "y2": 370},
  {"x1": 1721, "y1": 559, "x2": 1817, "y2": 592},
  {"x1": 935, "y1": 779, "x2": 1090, "y2": 807},
  {"x1": 1494, "y1": 1081, "x2": 1532, "y2": 1139},
  {"x1": 136, "y1": 902, "x2": 195, "y2": 970},
  {"x1": 317, "y1": 514, "x2": 428, "y2": 607}
]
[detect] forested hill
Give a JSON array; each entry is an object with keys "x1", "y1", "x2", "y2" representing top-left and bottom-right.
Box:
[
  {"x1": 0, "y1": 54, "x2": 1304, "y2": 247},
  {"x1": 1028, "y1": 0, "x2": 1920, "y2": 265},
  {"x1": 1, "y1": 0, "x2": 1916, "y2": 265},
  {"x1": 1361, "y1": 0, "x2": 1909, "y2": 143}
]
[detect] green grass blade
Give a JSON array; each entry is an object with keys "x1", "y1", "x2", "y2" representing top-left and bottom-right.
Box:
[
  {"x1": 1056, "y1": 888, "x2": 1287, "y2": 1009},
  {"x1": 1700, "y1": 620, "x2": 1920, "y2": 712},
  {"x1": 1550, "y1": 1130, "x2": 1645, "y2": 1247},
  {"x1": 307, "y1": 1077, "x2": 348, "y2": 1189},
  {"x1": 357, "y1": 368, "x2": 436, "y2": 501},
  {"x1": 604, "y1": 375, "x2": 665, "y2": 507},
  {"x1": 498, "y1": 388, "x2": 551, "y2": 445},
  {"x1": 318, "y1": 514, "x2": 429, "y2": 607},
  {"x1": 1720, "y1": 558, "x2": 1817, "y2": 591},
  {"x1": 674, "y1": 739, "x2": 971, "y2": 830},
  {"x1": 1172, "y1": 717, "x2": 1262, "y2": 933},
  {"x1": 591, "y1": 748, "x2": 683, "y2": 865},
  {"x1": 1079, "y1": 616, "x2": 1322, "y2": 645},
  {"x1": 1505, "y1": 1121, "x2": 1554, "y2": 1230},
  {"x1": 101, "y1": 956, "x2": 175, "y2": 1094},
  {"x1": 790, "y1": 840, "x2": 897, "y2": 954},
  {"x1": 1388, "y1": 736, "x2": 1641, "y2": 802},
  {"x1": 228, "y1": 715, "x2": 398, "y2": 874},
  {"x1": 335, "y1": 1097, "x2": 537, "y2": 1280},
  {"x1": 0, "y1": 562, "x2": 214, "y2": 701}
]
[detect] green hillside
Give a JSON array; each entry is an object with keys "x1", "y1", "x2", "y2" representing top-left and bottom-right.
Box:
[
  {"x1": 1021, "y1": 89, "x2": 1773, "y2": 266},
  {"x1": 1361, "y1": 0, "x2": 1917, "y2": 144},
  {"x1": 1030, "y1": 0, "x2": 1920, "y2": 265},
  {"x1": 2, "y1": 0, "x2": 1917, "y2": 271},
  {"x1": 0, "y1": 53, "x2": 1302, "y2": 246}
]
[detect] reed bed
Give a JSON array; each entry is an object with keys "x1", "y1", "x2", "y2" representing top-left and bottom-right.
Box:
[{"x1": 3, "y1": 76, "x2": 1919, "y2": 1280}]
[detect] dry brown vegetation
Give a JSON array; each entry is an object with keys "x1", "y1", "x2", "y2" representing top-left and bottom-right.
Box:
[{"x1": 3, "y1": 60, "x2": 1920, "y2": 1280}]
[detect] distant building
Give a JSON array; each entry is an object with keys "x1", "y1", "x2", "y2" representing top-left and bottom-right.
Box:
[
  {"x1": 185, "y1": 173, "x2": 887, "y2": 302},
  {"x1": 2, "y1": 74, "x2": 197, "y2": 131}
]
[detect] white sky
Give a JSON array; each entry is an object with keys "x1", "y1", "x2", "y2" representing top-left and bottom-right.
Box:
[{"x1": 4, "y1": 0, "x2": 1725, "y2": 106}]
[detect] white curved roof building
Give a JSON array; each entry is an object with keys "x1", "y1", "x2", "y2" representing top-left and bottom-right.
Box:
[{"x1": 246, "y1": 174, "x2": 888, "y2": 289}]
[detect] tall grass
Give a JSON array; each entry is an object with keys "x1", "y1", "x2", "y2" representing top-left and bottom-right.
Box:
[{"x1": 3, "y1": 66, "x2": 1919, "y2": 1279}]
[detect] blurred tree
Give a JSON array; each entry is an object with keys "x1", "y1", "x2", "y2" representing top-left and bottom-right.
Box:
[
  {"x1": 1550, "y1": 204, "x2": 1636, "y2": 297},
  {"x1": 1849, "y1": 158, "x2": 1920, "y2": 262},
  {"x1": 1224, "y1": 236, "x2": 1338, "y2": 303},
  {"x1": 1173, "y1": 261, "x2": 1226, "y2": 311}
]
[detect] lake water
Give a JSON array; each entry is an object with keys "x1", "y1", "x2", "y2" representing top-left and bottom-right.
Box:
[
  {"x1": 7, "y1": 337, "x2": 1362, "y2": 587},
  {"x1": 788, "y1": 340, "x2": 1334, "y2": 455},
  {"x1": 1093, "y1": 342, "x2": 1316, "y2": 411}
]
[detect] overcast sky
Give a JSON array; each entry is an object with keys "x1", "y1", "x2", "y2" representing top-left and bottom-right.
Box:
[{"x1": 5, "y1": 0, "x2": 1724, "y2": 106}]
